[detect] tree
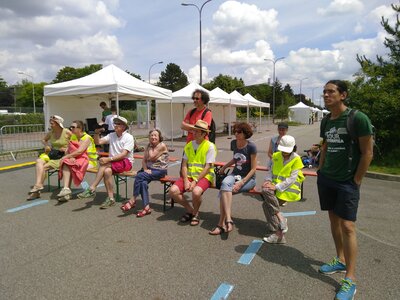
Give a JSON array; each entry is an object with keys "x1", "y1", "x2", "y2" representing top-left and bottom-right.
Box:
[
  {"x1": 52, "y1": 64, "x2": 102, "y2": 83},
  {"x1": 350, "y1": 3, "x2": 400, "y2": 161},
  {"x1": 0, "y1": 76, "x2": 13, "y2": 107},
  {"x1": 203, "y1": 74, "x2": 245, "y2": 93},
  {"x1": 157, "y1": 63, "x2": 188, "y2": 91},
  {"x1": 125, "y1": 70, "x2": 142, "y2": 80}
]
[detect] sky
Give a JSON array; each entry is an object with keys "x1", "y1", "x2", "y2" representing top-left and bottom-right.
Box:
[{"x1": 0, "y1": 0, "x2": 397, "y2": 104}]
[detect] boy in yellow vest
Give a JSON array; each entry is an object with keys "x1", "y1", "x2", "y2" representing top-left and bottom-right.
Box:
[
  {"x1": 169, "y1": 120, "x2": 217, "y2": 226},
  {"x1": 261, "y1": 135, "x2": 304, "y2": 244}
]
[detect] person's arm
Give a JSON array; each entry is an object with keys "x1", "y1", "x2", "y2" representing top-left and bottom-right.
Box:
[
  {"x1": 317, "y1": 141, "x2": 327, "y2": 170},
  {"x1": 146, "y1": 143, "x2": 167, "y2": 161},
  {"x1": 267, "y1": 138, "x2": 273, "y2": 159},
  {"x1": 63, "y1": 138, "x2": 91, "y2": 159},
  {"x1": 42, "y1": 132, "x2": 52, "y2": 153},
  {"x1": 353, "y1": 135, "x2": 373, "y2": 185},
  {"x1": 93, "y1": 129, "x2": 107, "y2": 145},
  {"x1": 181, "y1": 110, "x2": 193, "y2": 131},
  {"x1": 219, "y1": 158, "x2": 235, "y2": 174}
]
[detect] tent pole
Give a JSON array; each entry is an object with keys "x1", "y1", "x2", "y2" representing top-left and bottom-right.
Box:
[
  {"x1": 170, "y1": 99, "x2": 174, "y2": 150},
  {"x1": 259, "y1": 106, "x2": 261, "y2": 133},
  {"x1": 147, "y1": 99, "x2": 151, "y2": 129},
  {"x1": 229, "y1": 98, "x2": 232, "y2": 136}
]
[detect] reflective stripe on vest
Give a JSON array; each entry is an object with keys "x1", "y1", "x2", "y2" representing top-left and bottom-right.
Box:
[
  {"x1": 184, "y1": 139, "x2": 216, "y2": 183},
  {"x1": 272, "y1": 152, "x2": 305, "y2": 202}
]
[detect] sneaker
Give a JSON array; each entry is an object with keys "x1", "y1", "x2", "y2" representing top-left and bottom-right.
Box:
[
  {"x1": 100, "y1": 197, "x2": 115, "y2": 209},
  {"x1": 280, "y1": 218, "x2": 288, "y2": 233},
  {"x1": 57, "y1": 187, "x2": 71, "y2": 197},
  {"x1": 335, "y1": 278, "x2": 356, "y2": 300},
  {"x1": 319, "y1": 257, "x2": 346, "y2": 274},
  {"x1": 263, "y1": 233, "x2": 286, "y2": 244},
  {"x1": 77, "y1": 188, "x2": 96, "y2": 199}
]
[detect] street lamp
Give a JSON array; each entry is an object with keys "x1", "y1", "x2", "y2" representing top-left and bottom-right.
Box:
[
  {"x1": 299, "y1": 77, "x2": 308, "y2": 102},
  {"x1": 264, "y1": 57, "x2": 285, "y2": 117},
  {"x1": 17, "y1": 71, "x2": 36, "y2": 113},
  {"x1": 182, "y1": 0, "x2": 212, "y2": 85},
  {"x1": 148, "y1": 61, "x2": 163, "y2": 83}
]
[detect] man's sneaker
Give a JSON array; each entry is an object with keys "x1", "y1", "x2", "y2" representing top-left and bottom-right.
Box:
[
  {"x1": 319, "y1": 257, "x2": 346, "y2": 274},
  {"x1": 335, "y1": 278, "x2": 356, "y2": 300},
  {"x1": 77, "y1": 188, "x2": 96, "y2": 199},
  {"x1": 280, "y1": 218, "x2": 288, "y2": 233},
  {"x1": 263, "y1": 233, "x2": 286, "y2": 244},
  {"x1": 100, "y1": 197, "x2": 115, "y2": 209},
  {"x1": 57, "y1": 187, "x2": 71, "y2": 198}
]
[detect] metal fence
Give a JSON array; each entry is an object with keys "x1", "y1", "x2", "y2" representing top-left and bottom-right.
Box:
[{"x1": 0, "y1": 124, "x2": 45, "y2": 160}]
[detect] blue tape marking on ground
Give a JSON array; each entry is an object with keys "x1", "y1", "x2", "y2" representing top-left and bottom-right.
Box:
[
  {"x1": 210, "y1": 283, "x2": 234, "y2": 300},
  {"x1": 282, "y1": 210, "x2": 317, "y2": 217},
  {"x1": 237, "y1": 239, "x2": 263, "y2": 265},
  {"x1": 6, "y1": 200, "x2": 49, "y2": 213}
]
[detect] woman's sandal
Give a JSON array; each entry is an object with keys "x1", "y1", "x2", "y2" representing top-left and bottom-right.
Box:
[
  {"x1": 29, "y1": 186, "x2": 44, "y2": 194},
  {"x1": 225, "y1": 220, "x2": 234, "y2": 232},
  {"x1": 120, "y1": 200, "x2": 136, "y2": 212},
  {"x1": 180, "y1": 212, "x2": 193, "y2": 223},
  {"x1": 190, "y1": 215, "x2": 200, "y2": 226},
  {"x1": 136, "y1": 207, "x2": 151, "y2": 218},
  {"x1": 209, "y1": 225, "x2": 226, "y2": 235}
]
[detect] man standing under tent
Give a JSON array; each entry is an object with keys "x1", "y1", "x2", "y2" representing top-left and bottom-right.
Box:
[{"x1": 181, "y1": 89, "x2": 212, "y2": 143}]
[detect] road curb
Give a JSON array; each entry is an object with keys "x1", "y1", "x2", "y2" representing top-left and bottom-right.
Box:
[{"x1": 365, "y1": 171, "x2": 400, "y2": 182}]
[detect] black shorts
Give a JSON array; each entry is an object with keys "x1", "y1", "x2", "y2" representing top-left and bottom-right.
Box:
[{"x1": 317, "y1": 171, "x2": 360, "y2": 221}]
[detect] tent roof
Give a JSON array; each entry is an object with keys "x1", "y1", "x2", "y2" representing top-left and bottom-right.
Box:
[
  {"x1": 209, "y1": 87, "x2": 231, "y2": 104},
  {"x1": 44, "y1": 64, "x2": 172, "y2": 100},
  {"x1": 289, "y1": 102, "x2": 311, "y2": 109},
  {"x1": 167, "y1": 82, "x2": 210, "y2": 104},
  {"x1": 244, "y1": 93, "x2": 270, "y2": 108}
]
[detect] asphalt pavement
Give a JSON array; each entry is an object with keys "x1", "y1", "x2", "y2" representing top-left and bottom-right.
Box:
[{"x1": 0, "y1": 121, "x2": 399, "y2": 300}]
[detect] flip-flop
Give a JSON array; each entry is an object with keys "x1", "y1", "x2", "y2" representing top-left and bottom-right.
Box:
[{"x1": 209, "y1": 225, "x2": 226, "y2": 235}]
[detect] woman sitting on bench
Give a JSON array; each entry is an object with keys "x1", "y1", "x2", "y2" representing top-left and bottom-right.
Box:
[
  {"x1": 209, "y1": 122, "x2": 257, "y2": 235},
  {"x1": 120, "y1": 129, "x2": 169, "y2": 217}
]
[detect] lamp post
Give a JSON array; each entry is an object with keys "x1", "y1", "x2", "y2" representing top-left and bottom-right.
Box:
[
  {"x1": 17, "y1": 71, "x2": 36, "y2": 113},
  {"x1": 299, "y1": 77, "x2": 308, "y2": 102},
  {"x1": 148, "y1": 61, "x2": 163, "y2": 83},
  {"x1": 264, "y1": 57, "x2": 284, "y2": 118},
  {"x1": 182, "y1": 0, "x2": 212, "y2": 85}
]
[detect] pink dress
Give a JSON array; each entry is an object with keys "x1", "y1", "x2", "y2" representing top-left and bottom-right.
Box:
[{"x1": 58, "y1": 141, "x2": 89, "y2": 186}]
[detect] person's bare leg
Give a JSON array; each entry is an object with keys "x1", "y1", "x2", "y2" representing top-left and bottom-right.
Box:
[{"x1": 341, "y1": 219, "x2": 357, "y2": 281}]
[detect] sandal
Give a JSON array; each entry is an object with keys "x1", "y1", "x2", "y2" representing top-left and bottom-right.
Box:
[
  {"x1": 209, "y1": 225, "x2": 226, "y2": 235},
  {"x1": 29, "y1": 186, "x2": 44, "y2": 194},
  {"x1": 180, "y1": 212, "x2": 193, "y2": 223},
  {"x1": 27, "y1": 192, "x2": 40, "y2": 201},
  {"x1": 190, "y1": 215, "x2": 200, "y2": 226},
  {"x1": 225, "y1": 220, "x2": 234, "y2": 232},
  {"x1": 136, "y1": 207, "x2": 152, "y2": 218},
  {"x1": 120, "y1": 200, "x2": 136, "y2": 212}
]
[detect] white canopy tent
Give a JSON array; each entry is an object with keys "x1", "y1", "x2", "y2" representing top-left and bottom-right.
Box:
[
  {"x1": 288, "y1": 102, "x2": 312, "y2": 124},
  {"x1": 44, "y1": 64, "x2": 172, "y2": 130},
  {"x1": 244, "y1": 93, "x2": 270, "y2": 132}
]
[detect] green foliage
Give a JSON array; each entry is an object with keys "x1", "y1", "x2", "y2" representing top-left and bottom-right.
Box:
[
  {"x1": 119, "y1": 110, "x2": 137, "y2": 124},
  {"x1": 350, "y1": 4, "x2": 400, "y2": 161},
  {"x1": 0, "y1": 77, "x2": 13, "y2": 106},
  {"x1": 125, "y1": 70, "x2": 142, "y2": 80},
  {"x1": 0, "y1": 113, "x2": 44, "y2": 127},
  {"x1": 203, "y1": 74, "x2": 245, "y2": 93},
  {"x1": 275, "y1": 104, "x2": 289, "y2": 120},
  {"x1": 157, "y1": 63, "x2": 188, "y2": 91},
  {"x1": 52, "y1": 64, "x2": 102, "y2": 83}
]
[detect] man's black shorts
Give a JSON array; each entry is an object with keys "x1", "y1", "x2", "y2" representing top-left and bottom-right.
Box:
[{"x1": 317, "y1": 171, "x2": 360, "y2": 221}]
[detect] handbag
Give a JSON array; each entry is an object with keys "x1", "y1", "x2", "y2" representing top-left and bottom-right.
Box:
[
  {"x1": 48, "y1": 149, "x2": 65, "y2": 160},
  {"x1": 215, "y1": 168, "x2": 231, "y2": 189}
]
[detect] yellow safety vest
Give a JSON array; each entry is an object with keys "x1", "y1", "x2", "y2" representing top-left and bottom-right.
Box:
[
  {"x1": 184, "y1": 139, "x2": 216, "y2": 183},
  {"x1": 272, "y1": 152, "x2": 305, "y2": 202},
  {"x1": 71, "y1": 132, "x2": 98, "y2": 168}
]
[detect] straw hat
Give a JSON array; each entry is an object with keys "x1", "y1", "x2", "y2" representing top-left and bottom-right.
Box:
[{"x1": 187, "y1": 119, "x2": 210, "y2": 132}]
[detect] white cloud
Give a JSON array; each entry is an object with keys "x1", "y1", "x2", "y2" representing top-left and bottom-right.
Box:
[
  {"x1": 318, "y1": 0, "x2": 364, "y2": 16},
  {"x1": 187, "y1": 65, "x2": 209, "y2": 84}
]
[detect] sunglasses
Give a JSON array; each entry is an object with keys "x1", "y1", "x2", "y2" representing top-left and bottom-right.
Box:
[
  {"x1": 114, "y1": 122, "x2": 124, "y2": 126},
  {"x1": 234, "y1": 130, "x2": 243, "y2": 134},
  {"x1": 69, "y1": 126, "x2": 77, "y2": 130},
  {"x1": 192, "y1": 97, "x2": 201, "y2": 101}
]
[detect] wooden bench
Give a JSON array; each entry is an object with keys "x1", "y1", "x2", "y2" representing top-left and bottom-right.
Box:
[{"x1": 158, "y1": 175, "x2": 264, "y2": 212}]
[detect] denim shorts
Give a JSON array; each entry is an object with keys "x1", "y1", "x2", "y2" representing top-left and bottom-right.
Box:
[
  {"x1": 317, "y1": 171, "x2": 360, "y2": 221},
  {"x1": 220, "y1": 174, "x2": 256, "y2": 193}
]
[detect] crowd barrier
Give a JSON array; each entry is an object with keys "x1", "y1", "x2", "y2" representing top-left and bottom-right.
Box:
[{"x1": 0, "y1": 124, "x2": 45, "y2": 160}]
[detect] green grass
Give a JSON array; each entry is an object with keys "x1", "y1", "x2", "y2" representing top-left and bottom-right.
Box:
[{"x1": 368, "y1": 164, "x2": 400, "y2": 175}]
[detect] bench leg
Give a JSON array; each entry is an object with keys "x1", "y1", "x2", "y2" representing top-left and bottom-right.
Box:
[{"x1": 163, "y1": 182, "x2": 174, "y2": 211}]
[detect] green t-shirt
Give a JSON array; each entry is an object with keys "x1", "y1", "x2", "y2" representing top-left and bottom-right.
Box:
[
  {"x1": 102, "y1": 109, "x2": 112, "y2": 121},
  {"x1": 320, "y1": 108, "x2": 373, "y2": 181}
]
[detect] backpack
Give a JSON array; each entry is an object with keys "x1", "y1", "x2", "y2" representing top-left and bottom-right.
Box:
[
  {"x1": 321, "y1": 109, "x2": 376, "y2": 172},
  {"x1": 189, "y1": 107, "x2": 216, "y2": 144}
]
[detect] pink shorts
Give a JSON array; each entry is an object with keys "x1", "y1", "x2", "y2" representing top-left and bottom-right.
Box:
[
  {"x1": 111, "y1": 158, "x2": 132, "y2": 173},
  {"x1": 173, "y1": 177, "x2": 211, "y2": 194}
]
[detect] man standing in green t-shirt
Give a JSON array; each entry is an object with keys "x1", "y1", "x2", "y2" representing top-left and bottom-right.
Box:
[{"x1": 317, "y1": 80, "x2": 373, "y2": 300}]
